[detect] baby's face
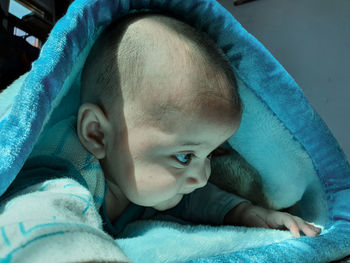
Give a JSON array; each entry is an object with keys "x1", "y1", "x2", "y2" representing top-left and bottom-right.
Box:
[
  {"x1": 98, "y1": 22, "x2": 240, "y2": 210},
  {"x1": 102, "y1": 86, "x2": 239, "y2": 211}
]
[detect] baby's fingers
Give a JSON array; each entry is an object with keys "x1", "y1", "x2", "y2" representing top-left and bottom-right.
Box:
[
  {"x1": 294, "y1": 218, "x2": 321, "y2": 237},
  {"x1": 284, "y1": 218, "x2": 301, "y2": 238}
]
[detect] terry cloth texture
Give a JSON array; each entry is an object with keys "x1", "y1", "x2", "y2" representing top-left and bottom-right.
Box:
[{"x1": 0, "y1": 0, "x2": 350, "y2": 262}]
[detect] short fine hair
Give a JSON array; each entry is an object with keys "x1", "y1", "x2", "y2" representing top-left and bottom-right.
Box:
[{"x1": 81, "y1": 11, "x2": 242, "y2": 117}]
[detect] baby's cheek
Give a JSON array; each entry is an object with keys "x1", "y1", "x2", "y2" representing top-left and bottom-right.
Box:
[{"x1": 133, "y1": 165, "x2": 178, "y2": 198}]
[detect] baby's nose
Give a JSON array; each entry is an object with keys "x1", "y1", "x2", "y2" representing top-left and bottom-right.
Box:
[
  {"x1": 186, "y1": 160, "x2": 210, "y2": 188},
  {"x1": 186, "y1": 175, "x2": 207, "y2": 188}
]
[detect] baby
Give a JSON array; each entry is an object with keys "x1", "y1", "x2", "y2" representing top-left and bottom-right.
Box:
[
  {"x1": 0, "y1": 11, "x2": 321, "y2": 263},
  {"x1": 78, "y1": 12, "x2": 321, "y2": 238}
]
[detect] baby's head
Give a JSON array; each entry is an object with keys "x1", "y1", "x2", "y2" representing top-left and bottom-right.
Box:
[{"x1": 78, "y1": 12, "x2": 242, "y2": 211}]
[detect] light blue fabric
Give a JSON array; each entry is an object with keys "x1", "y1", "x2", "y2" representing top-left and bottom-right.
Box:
[{"x1": 0, "y1": 0, "x2": 349, "y2": 262}]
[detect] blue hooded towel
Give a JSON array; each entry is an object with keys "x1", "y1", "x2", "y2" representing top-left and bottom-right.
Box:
[{"x1": 0, "y1": 0, "x2": 349, "y2": 262}]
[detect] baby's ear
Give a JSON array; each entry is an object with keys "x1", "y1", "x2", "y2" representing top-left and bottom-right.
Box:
[{"x1": 77, "y1": 103, "x2": 111, "y2": 159}]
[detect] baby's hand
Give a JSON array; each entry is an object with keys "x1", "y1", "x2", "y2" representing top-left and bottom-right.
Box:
[{"x1": 223, "y1": 202, "x2": 321, "y2": 238}]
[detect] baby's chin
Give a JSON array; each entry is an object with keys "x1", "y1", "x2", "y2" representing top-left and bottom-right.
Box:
[{"x1": 152, "y1": 194, "x2": 183, "y2": 211}]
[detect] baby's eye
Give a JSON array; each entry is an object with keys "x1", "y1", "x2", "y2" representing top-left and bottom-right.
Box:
[{"x1": 174, "y1": 153, "x2": 194, "y2": 166}]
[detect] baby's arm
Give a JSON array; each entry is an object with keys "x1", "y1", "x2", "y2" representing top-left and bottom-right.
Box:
[
  {"x1": 223, "y1": 202, "x2": 321, "y2": 238},
  {"x1": 160, "y1": 182, "x2": 249, "y2": 225},
  {"x1": 162, "y1": 182, "x2": 321, "y2": 238}
]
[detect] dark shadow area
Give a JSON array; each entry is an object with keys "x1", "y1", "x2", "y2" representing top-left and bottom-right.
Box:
[
  {"x1": 0, "y1": 30, "x2": 40, "y2": 91},
  {"x1": 0, "y1": 0, "x2": 73, "y2": 91}
]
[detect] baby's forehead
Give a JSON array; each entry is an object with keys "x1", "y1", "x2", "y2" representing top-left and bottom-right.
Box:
[{"x1": 142, "y1": 89, "x2": 238, "y2": 134}]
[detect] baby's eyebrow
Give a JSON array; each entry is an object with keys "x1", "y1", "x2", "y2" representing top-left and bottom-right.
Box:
[{"x1": 179, "y1": 141, "x2": 203, "y2": 146}]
